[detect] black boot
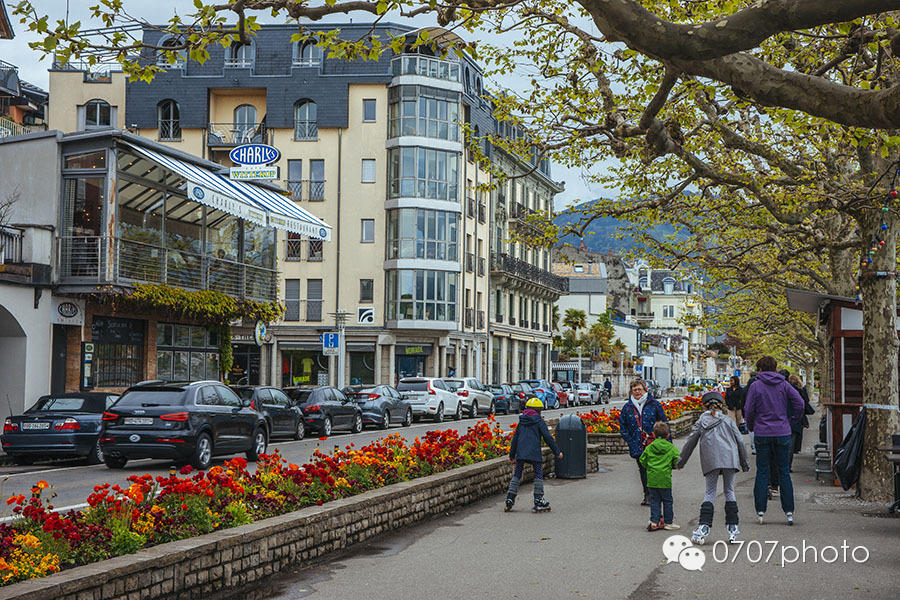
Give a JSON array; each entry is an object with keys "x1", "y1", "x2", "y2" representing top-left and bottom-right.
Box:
[
  {"x1": 699, "y1": 501, "x2": 714, "y2": 526},
  {"x1": 724, "y1": 501, "x2": 739, "y2": 526}
]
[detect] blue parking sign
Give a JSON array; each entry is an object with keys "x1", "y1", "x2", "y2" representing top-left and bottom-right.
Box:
[{"x1": 322, "y1": 332, "x2": 340, "y2": 356}]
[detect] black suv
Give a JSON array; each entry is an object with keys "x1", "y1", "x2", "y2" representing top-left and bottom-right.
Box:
[{"x1": 100, "y1": 381, "x2": 268, "y2": 470}]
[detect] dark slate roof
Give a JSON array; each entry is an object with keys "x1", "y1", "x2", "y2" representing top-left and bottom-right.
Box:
[{"x1": 649, "y1": 270, "x2": 689, "y2": 293}]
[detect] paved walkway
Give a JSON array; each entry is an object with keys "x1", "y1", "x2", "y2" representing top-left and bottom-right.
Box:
[{"x1": 229, "y1": 436, "x2": 900, "y2": 600}]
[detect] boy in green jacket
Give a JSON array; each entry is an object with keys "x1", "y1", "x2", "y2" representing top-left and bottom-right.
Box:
[{"x1": 638, "y1": 421, "x2": 680, "y2": 531}]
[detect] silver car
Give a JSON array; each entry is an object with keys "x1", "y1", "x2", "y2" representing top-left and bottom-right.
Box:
[
  {"x1": 396, "y1": 377, "x2": 464, "y2": 422},
  {"x1": 574, "y1": 382, "x2": 599, "y2": 405},
  {"x1": 443, "y1": 377, "x2": 494, "y2": 417}
]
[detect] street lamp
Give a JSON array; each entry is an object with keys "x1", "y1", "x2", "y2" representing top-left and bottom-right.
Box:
[{"x1": 328, "y1": 309, "x2": 351, "y2": 387}]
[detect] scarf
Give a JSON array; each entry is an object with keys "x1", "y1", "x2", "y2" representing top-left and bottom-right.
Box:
[{"x1": 631, "y1": 392, "x2": 648, "y2": 416}]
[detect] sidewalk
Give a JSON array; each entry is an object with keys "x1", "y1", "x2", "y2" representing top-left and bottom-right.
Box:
[{"x1": 234, "y1": 438, "x2": 900, "y2": 600}]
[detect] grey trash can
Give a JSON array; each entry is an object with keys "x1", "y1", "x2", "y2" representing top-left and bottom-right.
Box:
[{"x1": 555, "y1": 414, "x2": 586, "y2": 478}]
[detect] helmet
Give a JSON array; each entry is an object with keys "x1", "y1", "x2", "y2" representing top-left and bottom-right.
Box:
[
  {"x1": 701, "y1": 390, "x2": 724, "y2": 407},
  {"x1": 524, "y1": 397, "x2": 544, "y2": 410}
]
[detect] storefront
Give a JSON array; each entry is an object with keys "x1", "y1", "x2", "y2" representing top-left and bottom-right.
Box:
[
  {"x1": 281, "y1": 346, "x2": 329, "y2": 388},
  {"x1": 230, "y1": 343, "x2": 261, "y2": 385},
  {"x1": 395, "y1": 343, "x2": 432, "y2": 379}
]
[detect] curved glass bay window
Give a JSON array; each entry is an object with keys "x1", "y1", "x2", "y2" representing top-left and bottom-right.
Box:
[
  {"x1": 386, "y1": 270, "x2": 458, "y2": 322},
  {"x1": 387, "y1": 208, "x2": 458, "y2": 261},
  {"x1": 388, "y1": 147, "x2": 459, "y2": 201},
  {"x1": 389, "y1": 85, "x2": 459, "y2": 141}
]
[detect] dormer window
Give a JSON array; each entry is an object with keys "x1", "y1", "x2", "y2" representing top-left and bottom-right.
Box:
[
  {"x1": 663, "y1": 277, "x2": 675, "y2": 295},
  {"x1": 225, "y1": 43, "x2": 254, "y2": 68},
  {"x1": 294, "y1": 41, "x2": 322, "y2": 67},
  {"x1": 157, "y1": 37, "x2": 185, "y2": 68}
]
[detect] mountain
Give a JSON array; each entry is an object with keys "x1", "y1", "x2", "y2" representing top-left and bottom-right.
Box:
[{"x1": 552, "y1": 200, "x2": 679, "y2": 253}]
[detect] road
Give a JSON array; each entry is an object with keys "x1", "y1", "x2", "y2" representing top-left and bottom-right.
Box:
[{"x1": 0, "y1": 400, "x2": 631, "y2": 518}]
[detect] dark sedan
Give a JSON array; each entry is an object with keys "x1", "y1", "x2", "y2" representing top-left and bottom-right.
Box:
[
  {"x1": 100, "y1": 381, "x2": 268, "y2": 470},
  {"x1": 232, "y1": 386, "x2": 305, "y2": 440},
  {"x1": 2, "y1": 392, "x2": 119, "y2": 465},
  {"x1": 343, "y1": 385, "x2": 413, "y2": 429},
  {"x1": 284, "y1": 386, "x2": 363, "y2": 438},
  {"x1": 506, "y1": 382, "x2": 532, "y2": 412},
  {"x1": 489, "y1": 384, "x2": 518, "y2": 415}
]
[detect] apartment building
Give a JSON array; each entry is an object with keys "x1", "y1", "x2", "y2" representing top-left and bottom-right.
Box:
[{"x1": 48, "y1": 23, "x2": 563, "y2": 386}]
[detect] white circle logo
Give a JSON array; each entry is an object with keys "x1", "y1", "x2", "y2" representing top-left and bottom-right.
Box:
[
  {"x1": 57, "y1": 302, "x2": 79, "y2": 318},
  {"x1": 129, "y1": 434, "x2": 140, "y2": 443},
  {"x1": 192, "y1": 187, "x2": 205, "y2": 200}
]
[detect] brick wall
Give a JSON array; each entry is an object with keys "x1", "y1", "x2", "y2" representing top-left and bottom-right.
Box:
[{"x1": 0, "y1": 446, "x2": 600, "y2": 600}]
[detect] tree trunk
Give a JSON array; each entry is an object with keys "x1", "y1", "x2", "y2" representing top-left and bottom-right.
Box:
[{"x1": 858, "y1": 207, "x2": 900, "y2": 501}]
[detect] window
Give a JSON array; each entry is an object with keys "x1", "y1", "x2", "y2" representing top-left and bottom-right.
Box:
[
  {"x1": 308, "y1": 240, "x2": 323, "y2": 261},
  {"x1": 294, "y1": 42, "x2": 322, "y2": 67},
  {"x1": 287, "y1": 160, "x2": 302, "y2": 201},
  {"x1": 361, "y1": 159, "x2": 376, "y2": 183},
  {"x1": 363, "y1": 99, "x2": 377, "y2": 122},
  {"x1": 157, "y1": 38, "x2": 185, "y2": 68},
  {"x1": 84, "y1": 100, "x2": 111, "y2": 129},
  {"x1": 285, "y1": 279, "x2": 300, "y2": 321},
  {"x1": 388, "y1": 85, "x2": 460, "y2": 141},
  {"x1": 307, "y1": 279, "x2": 323, "y2": 321},
  {"x1": 387, "y1": 208, "x2": 458, "y2": 260},
  {"x1": 91, "y1": 317, "x2": 144, "y2": 388},
  {"x1": 361, "y1": 219, "x2": 375, "y2": 243},
  {"x1": 309, "y1": 159, "x2": 325, "y2": 201},
  {"x1": 294, "y1": 100, "x2": 317, "y2": 140},
  {"x1": 360, "y1": 279, "x2": 374, "y2": 303},
  {"x1": 156, "y1": 323, "x2": 219, "y2": 382},
  {"x1": 157, "y1": 100, "x2": 181, "y2": 140},
  {"x1": 574, "y1": 264, "x2": 584, "y2": 273},
  {"x1": 388, "y1": 147, "x2": 460, "y2": 201},
  {"x1": 233, "y1": 104, "x2": 257, "y2": 142},
  {"x1": 226, "y1": 43, "x2": 254, "y2": 68},
  {"x1": 385, "y1": 270, "x2": 457, "y2": 322}
]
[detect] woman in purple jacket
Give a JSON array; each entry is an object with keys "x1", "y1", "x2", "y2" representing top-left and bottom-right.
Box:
[{"x1": 743, "y1": 356, "x2": 805, "y2": 525}]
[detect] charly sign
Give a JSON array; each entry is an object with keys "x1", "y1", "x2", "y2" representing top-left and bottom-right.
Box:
[{"x1": 229, "y1": 144, "x2": 281, "y2": 181}]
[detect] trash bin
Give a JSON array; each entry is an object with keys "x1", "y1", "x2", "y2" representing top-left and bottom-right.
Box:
[{"x1": 555, "y1": 414, "x2": 586, "y2": 478}]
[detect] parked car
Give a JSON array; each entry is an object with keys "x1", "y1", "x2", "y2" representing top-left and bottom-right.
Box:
[
  {"x1": 444, "y1": 377, "x2": 494, "y2": 417},
  {"x1": 100, "y1": 381, "x2": 267, "y2": 470},
  {"x1": 574, "y1": 382, "x2": 600, "y2": 405},
  {"x1": 489, "y1": 384, "x2": 518, "y2": 414},
  {"x1": 645, "y1": 379, "x2": 662, "y2": 398},
  {"x1": 520, "y1": 379, "x2": 559, "y2": 409},
  {"x1": 506, "y1": 382, "x2": 532, "y2": 412},
  {"x1": 550, "y1": 382, "x2": 569, "y2": 408},
  {"x1": 2, "y1": 392, "x2": 119, "y2": 465},
  {"x1": 591, "y1": 382, "x2": 611, "y2": 404},
  {"x1": 396, "y1": 377, "x2": 462, "y2": 422},
  {"x1": 343, "y1": 384, "x2": 413, "y2": 429},
  {"x1": 232, "y1": 386, "x2": 305, "y2": 440},
  {"x1": 284, "y1": 386, "x2": 363, "y2": 437}
]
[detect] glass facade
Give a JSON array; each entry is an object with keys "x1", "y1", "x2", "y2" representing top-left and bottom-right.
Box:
[
  {"x1": 391, "y1": 55, "x2": 460, "y2": 82},
  {"x1": 387, "y1": 208, "x2": 458, "y2": 261},
  {"x1": 389, "y1": 85, "x2": 460, "y2": 141},
  {"x1": 386, "y1": 270, "x2": 457, "y2": 322},
  {"x1": 156, "y1": 323, "x2": 220, "y2": 382},
  {"x1": 388, "y1": 147, "x2": 459, "y2": 201}
]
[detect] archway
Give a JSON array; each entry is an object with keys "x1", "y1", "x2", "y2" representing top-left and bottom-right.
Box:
[{"x1": 0, "y1": 303, "x2": 26, "y2": 419}]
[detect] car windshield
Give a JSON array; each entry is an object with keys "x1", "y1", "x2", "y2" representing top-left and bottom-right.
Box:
[
  {"x1": 397, "y1": 381, "x2": 428, "y2": 392},
  {"x1": 444, "y1": 381, "x2": 463, "y2": 391},
  {"x1": 27, "y1": 396, "x2": 100, "y2": 413},
  {"x1": 287, "y1": 390, "x2": 314, "y2": 405},
  {"x1": 113, "y1": 390, "x2": 186, "y2": 407},
  {"x1": 576, "y1": 383, "x2": 591, "y2": 390}
]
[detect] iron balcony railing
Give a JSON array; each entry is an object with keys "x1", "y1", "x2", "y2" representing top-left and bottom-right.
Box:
[
  {"x1": 58, "y1": 236, "x2": 277, "y2": 301},
  {"x1": 207, "y1": 123, "x2": 269, "y2": 146},
  {"x1": 490, "y1": 252, "x2": 568, "y2": 293},
  {"x1": 294, "y1": 121, "x2": 318, "y2": 141},
  {"x1": 285, "y1": 239, "x2": 304, "y2": 261},
  {"x1": 285, "y1": 179, "x2": 326, "y2": 202},
  {"x1": 0, "y1": 116, "x2": 45, "y2": 139},
  {"x1": 391, "y1": 54, "x2": 461, "y2": 83},
  {"x1": 0, "y1": 226, "x2": 23, "y2": 263}
]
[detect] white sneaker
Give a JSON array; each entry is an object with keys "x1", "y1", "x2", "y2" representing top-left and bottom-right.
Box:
[
  {"x1": 786, "y1": 512, "x2": 794, "y2": 526},
  {"x1": 691, "y1": 524, "x2": 709, "y2": 545},
  {"x1": 757, "y1": 511, "x2": 765, "y2": 524},
  {"x1": 664, "y1": 523, "x2": 681, "y2": 531},
  {"x1": 727, "y1": 524, "x2": 740, "y2": 543}
]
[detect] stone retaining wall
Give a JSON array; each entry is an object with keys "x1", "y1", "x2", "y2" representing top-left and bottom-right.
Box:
[
  {"x1": 0, "y1": 445, "x2": 600, "y2": 600},
  {"x1": 587, "y1": 411, "x2": 703, "y2": 454}
]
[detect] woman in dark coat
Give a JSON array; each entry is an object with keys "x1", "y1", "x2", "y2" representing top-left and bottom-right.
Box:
[
  {"x1": 618, "y1": 378, "x2": 669, "y2": 505},
  {"x1": 724, "y1": 376, "x2": 745, "y2": 425}
]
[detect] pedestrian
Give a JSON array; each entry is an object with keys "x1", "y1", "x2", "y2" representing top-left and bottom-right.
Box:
[
  {"x1": 638, "y1": 421, "x2": 681, "y2": 531},
  {"x1": 619, "y1": 378, "x2": 670, "y2": 506},
  {"x1": 744, "y1": 356, "x2": 804, "y2": 525},
  {"x1": 787, "y1": 374, "x2": 814, "y2": 471},
  {"x1": 724, "y1": 376, "x2": 744, "y2": 425},
  {"x1": 677, "y1": 391, "x2": 750, "y2": 544},
  {"x1": 604, "y1": 377, "x2": 613, "y2": 399},
  {"x1": 505, "y1": 397, "x2": 563, "y2": 513},
  {"x1": 745, "y1": 370, "x2": 758, "y2": 454}
]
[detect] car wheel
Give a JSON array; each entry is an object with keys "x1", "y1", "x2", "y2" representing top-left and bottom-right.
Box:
[
  {"x1": 453, "y1": 401, "x2": 462, "y2": 421},
  {"x1": 323, "y1": 417, "x2": 333, "y2": 437},
  {"x1": 192, "y1": 433, "x2": 213, "y2": 470},
  {"x1": 104, "y1": 455, "x2": 127, "y2": 469},
  {"x1": 12, "y1": 456, "x2": 34, "y2": 466},
  {"x1": 85, "y1": 439, "x2": 104, "y2": 465},
  {"x1": 435, "y1": 403, "x2": 445, "y2": 423},
  {"x1": 403, "y1": 409, "x2": 413, "y2": 427},
  {"x1": 352, "y1": 413, "x2": 363, "y2": 434},
  {"x1": 470, "y1": 401, "x2": 478, "y2": 418},
  {"x1": 381, "y1": 411, "x2": 390, "y2": 430},
  {"x1": 293, "y1": 418, "x2": 306, "y2": 441},
  {"x1": 246, "y1": 428, "x2": 267, "y2": 462}
]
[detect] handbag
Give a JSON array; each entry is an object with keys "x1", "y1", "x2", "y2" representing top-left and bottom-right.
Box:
[{"x1": 631, "y1": 403, "x2": 655, "y2": 448}]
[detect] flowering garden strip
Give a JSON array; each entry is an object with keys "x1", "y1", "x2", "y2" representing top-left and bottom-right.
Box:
[
  {"x1": 577, "y1": 396, "x2": 703, "y2": 433},
  {"x1": 0, "y1": 419, "x2": 511, "y2": 587}
]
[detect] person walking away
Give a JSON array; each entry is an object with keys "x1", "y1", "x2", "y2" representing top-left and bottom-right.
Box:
[
  {"x1": 639, "y1": 421, "x2": 680, "y2": 531},
  {"x1": 724, "y1": 376, "x2": 744, "y2": 425},
  {"x1": 604, "y1": 377, "x2": 613, "y2": 400},
  {"x1": 677, "y1": 391, "x2": 750, "y2": 544},
  {"x1": 744, "y1": 357, "x2": 804, "y2": 525},
  {"x1": 787, "y1": 374, "x2": 814, "y2": 471},
  {"x1": 619, "y1": 378, "x2": 670, "y2": 506},
  {"x1": 505, "y1": 397, "x2": 563, "y2": 513},
  {"x1": 745, "y1": 371, "x2": 758, "y2": 454}
]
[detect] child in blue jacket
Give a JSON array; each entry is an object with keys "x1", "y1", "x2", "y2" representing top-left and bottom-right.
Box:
[{"x1": 505, "y1": 397, "x2": 563, "y2": 513}]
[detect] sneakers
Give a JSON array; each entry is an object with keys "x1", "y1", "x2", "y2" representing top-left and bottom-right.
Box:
[
  {"x1": 727, "y1": 524, "x2": 740, "y2": 543},
  {"x1": 532, "y1": 498, "x2": 551, "y2": 513},
  {"x1": 691, "y1": 524, "x2": 710, "y2": 545},
  {"x1": 663, "y1": 523, "x2": 681, "y2": 531},
  {"x1": 504, "y1": 496, "x2": 515, "y2": 512},
  {"x1": 647, "y1": 519, "x2": 664, "y2": 532},
  {"x1": 757, "y1": 511, "x2": 765, "y2": 524},
  {"x1": 786, "y1": 512, "x2": 794, "y2": 525}
]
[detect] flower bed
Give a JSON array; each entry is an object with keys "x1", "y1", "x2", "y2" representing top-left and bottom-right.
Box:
[
  {"x1": 0, "y1": 420, "x2": 510, "y2": 587},
  {"x1": 577, "y1": 396, "x2": 703, "y2": 433}
]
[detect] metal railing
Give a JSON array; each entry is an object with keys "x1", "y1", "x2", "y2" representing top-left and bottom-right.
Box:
[
  {"x1": 224, "y1": 57, "x2": 253, "y2": 68},
  {"x1": 207, "y1": 123, "x2": 269, "y2": 145},
  {"x1": 391, "y1": 55, "x2": 461, "y2": 83},
  {"x1": 490, "y1": 252, "x2": 568, "y2": 293},
  {"x1": 285, "y1": 239, "x2": 304, "y2": 261},
  {"x1": 0, "y1": 116, "x2": 44, "y2": 139},
  {"x1": 306, "y1": 299, "x2": 323, "y2": 322},
  {"x1": 0, "y1": 226, "x2": 23, "y2": 263},
  {"x1": 58, "y1": 236, "x2": 277, "y2": 301},
  {"x1": 294, "y1": 121, "x2": 318, "y2": 141},
  {"x1": 285, "y1": 180, "x2": 326, "y2": 202}
]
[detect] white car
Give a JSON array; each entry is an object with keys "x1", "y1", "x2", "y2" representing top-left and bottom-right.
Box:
[
  {"x1": 396, "y1": 377, "x2": 463, "y2": 422},
  {"x1": 444, "y1": 377, "x2": 494, "y2": 417},
  {"x1": 574, "y1": 382, "x2": 599, "y2": 405}
]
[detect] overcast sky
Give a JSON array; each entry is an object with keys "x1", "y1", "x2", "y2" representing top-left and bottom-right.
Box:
[{"x1": 2, "y1": 1, "x2": 614, "y2": 209}]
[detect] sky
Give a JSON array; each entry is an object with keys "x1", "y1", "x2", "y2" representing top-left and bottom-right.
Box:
[{"x1": 1, "y1": 0, "x2": 613, "y2": 210}]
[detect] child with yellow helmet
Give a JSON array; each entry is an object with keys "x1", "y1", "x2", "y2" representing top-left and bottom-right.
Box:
[{"x1": 505, "y1": 397, "x2": 563, "y2": 513}]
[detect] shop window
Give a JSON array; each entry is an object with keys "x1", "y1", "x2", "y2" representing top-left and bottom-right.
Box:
[
  {"x1": 156, "y1": 322, "x2": 219, "y2": 382},
  {"x1": 282, "y1": 351, "x2": 328, "y2": 387},
  {"x1": 91, "y1": 317, "x2": 144, "y2": 388},
  {"x1": 349, "y1": 352, "x2": 375, "y2": 385}
]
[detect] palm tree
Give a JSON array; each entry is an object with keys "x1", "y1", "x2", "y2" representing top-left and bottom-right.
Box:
[
  {"x1": 562, "y1": 308, "x2": 587, "y2": 333},
  {"x1": 551, "y1": 304, "x2": 560, "y2": 332}
]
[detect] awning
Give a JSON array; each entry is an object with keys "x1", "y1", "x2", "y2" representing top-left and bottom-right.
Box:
[{"x1": 123, "y1": 143, "x2": 332, "y2": 241}]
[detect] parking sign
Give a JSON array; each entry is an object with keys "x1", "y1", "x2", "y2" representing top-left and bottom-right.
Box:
[{"x1": 322, "y1": 332, "x2": 340, "y2": 356}]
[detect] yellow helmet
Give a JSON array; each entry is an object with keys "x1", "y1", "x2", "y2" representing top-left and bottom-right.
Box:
[{"x1": 525, "y1": 397, "x2": 544, "y2": 409}]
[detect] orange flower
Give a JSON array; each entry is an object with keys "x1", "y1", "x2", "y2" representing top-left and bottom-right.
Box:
[{"x1": 35, "y1": 480, "x2": 49, "y2": 490}]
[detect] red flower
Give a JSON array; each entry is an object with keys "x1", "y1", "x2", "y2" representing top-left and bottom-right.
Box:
[
  {"x1": 181, "y1": 503, "x2": 188, "y2": 511},
  {"x1": 318, "y1": 436, "x2": 328, "y2": 441},
  {"x1": 179, "y1": 465, "x2": 193, "y2": 475}
]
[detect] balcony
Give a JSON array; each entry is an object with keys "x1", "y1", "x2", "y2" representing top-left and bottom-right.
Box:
[
  {"x1": 0, "y1": 115, "x2": 44, "y2": 139},
  {"x1": 465, "y1": 307, "x2": 474, "y2": 328},
  {"x1": 0, "y1": 226, "x2": 22, "y2": 264},
  {"x1": 490, "y1": 252, "x2": 568, "y2": 294},
  {"x1": 636, "y1": 312, "x2": 655, "y2": 326},
  {"x1": 284, "y1": 298, "x2": 322, "y2": 322},
  {"x1": 391, "y1": 54, "x2": 461, "y2": 83},
  {"x1": 58, "y1": 236, "x2": 277, "y2": 302},
  {"x1": 207, "y1": 123, "x2": 269, "y2": 146},
  {"x1": 466, "y1": 252, "x2": 475, "y2": 273},
  {"x1": 285, "y1": 180, "x2": 326, "y2": 202},
  {"x1": 294, "y1": 121, "x2": 318, "y2": 141},
  {"x1": 477, "y1": 310, "x2": 485, "y2": 330}
]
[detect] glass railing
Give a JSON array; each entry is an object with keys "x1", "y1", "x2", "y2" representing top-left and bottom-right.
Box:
[{"x1": 391, "y1": 55, "x2": 461, "y2": 82}]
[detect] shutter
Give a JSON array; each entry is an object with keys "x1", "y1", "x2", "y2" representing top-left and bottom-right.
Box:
[
  {"x1": 307, "y1": 279, "x2": 323, "y2": 300},
  {"x1": 284, "y1": 279, "x2": 300, "y2": 321}
]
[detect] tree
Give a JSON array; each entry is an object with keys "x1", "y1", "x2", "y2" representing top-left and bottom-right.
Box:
[{"x1": 17, "y1": 0, "x2": 900, "y2": 499}]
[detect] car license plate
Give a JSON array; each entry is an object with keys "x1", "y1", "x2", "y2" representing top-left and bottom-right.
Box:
[
  {"x1": 124, "y1": 417, "x2": 154, "y2": 425},
  {"x1": 21, "y1": 422, "x2": 50, "y2": 430}
]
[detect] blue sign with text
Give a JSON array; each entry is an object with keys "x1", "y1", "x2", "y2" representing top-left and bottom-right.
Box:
[{"x1": 229, "y1": 144, "x2": 281, "y2": 166}]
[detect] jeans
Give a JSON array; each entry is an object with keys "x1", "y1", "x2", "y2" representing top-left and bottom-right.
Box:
[
  {"x1": 754, "y1": 435, "x2": 794, "y2": 514},
  {"x1": 636, "y1": 458, "x2": 649, "y2": 498},
  {"x1": 507, "y1": 459, "x2": 544, "y2": 500},
  {"x1": 649, "y1": 487, "x2": 674, "y2": 525}
]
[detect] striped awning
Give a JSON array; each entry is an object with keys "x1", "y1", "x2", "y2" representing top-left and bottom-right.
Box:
[{"x1": 123, "y1": 143, "x2": 331, "y2": 241}]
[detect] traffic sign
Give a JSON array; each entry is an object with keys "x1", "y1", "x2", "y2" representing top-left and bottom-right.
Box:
[
  {"x1": 322, "y1": 332, "x2": 340, "y2": 356},
  {"x1": 734, "y1": 369, "x2": 741, "y2": 377}
]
